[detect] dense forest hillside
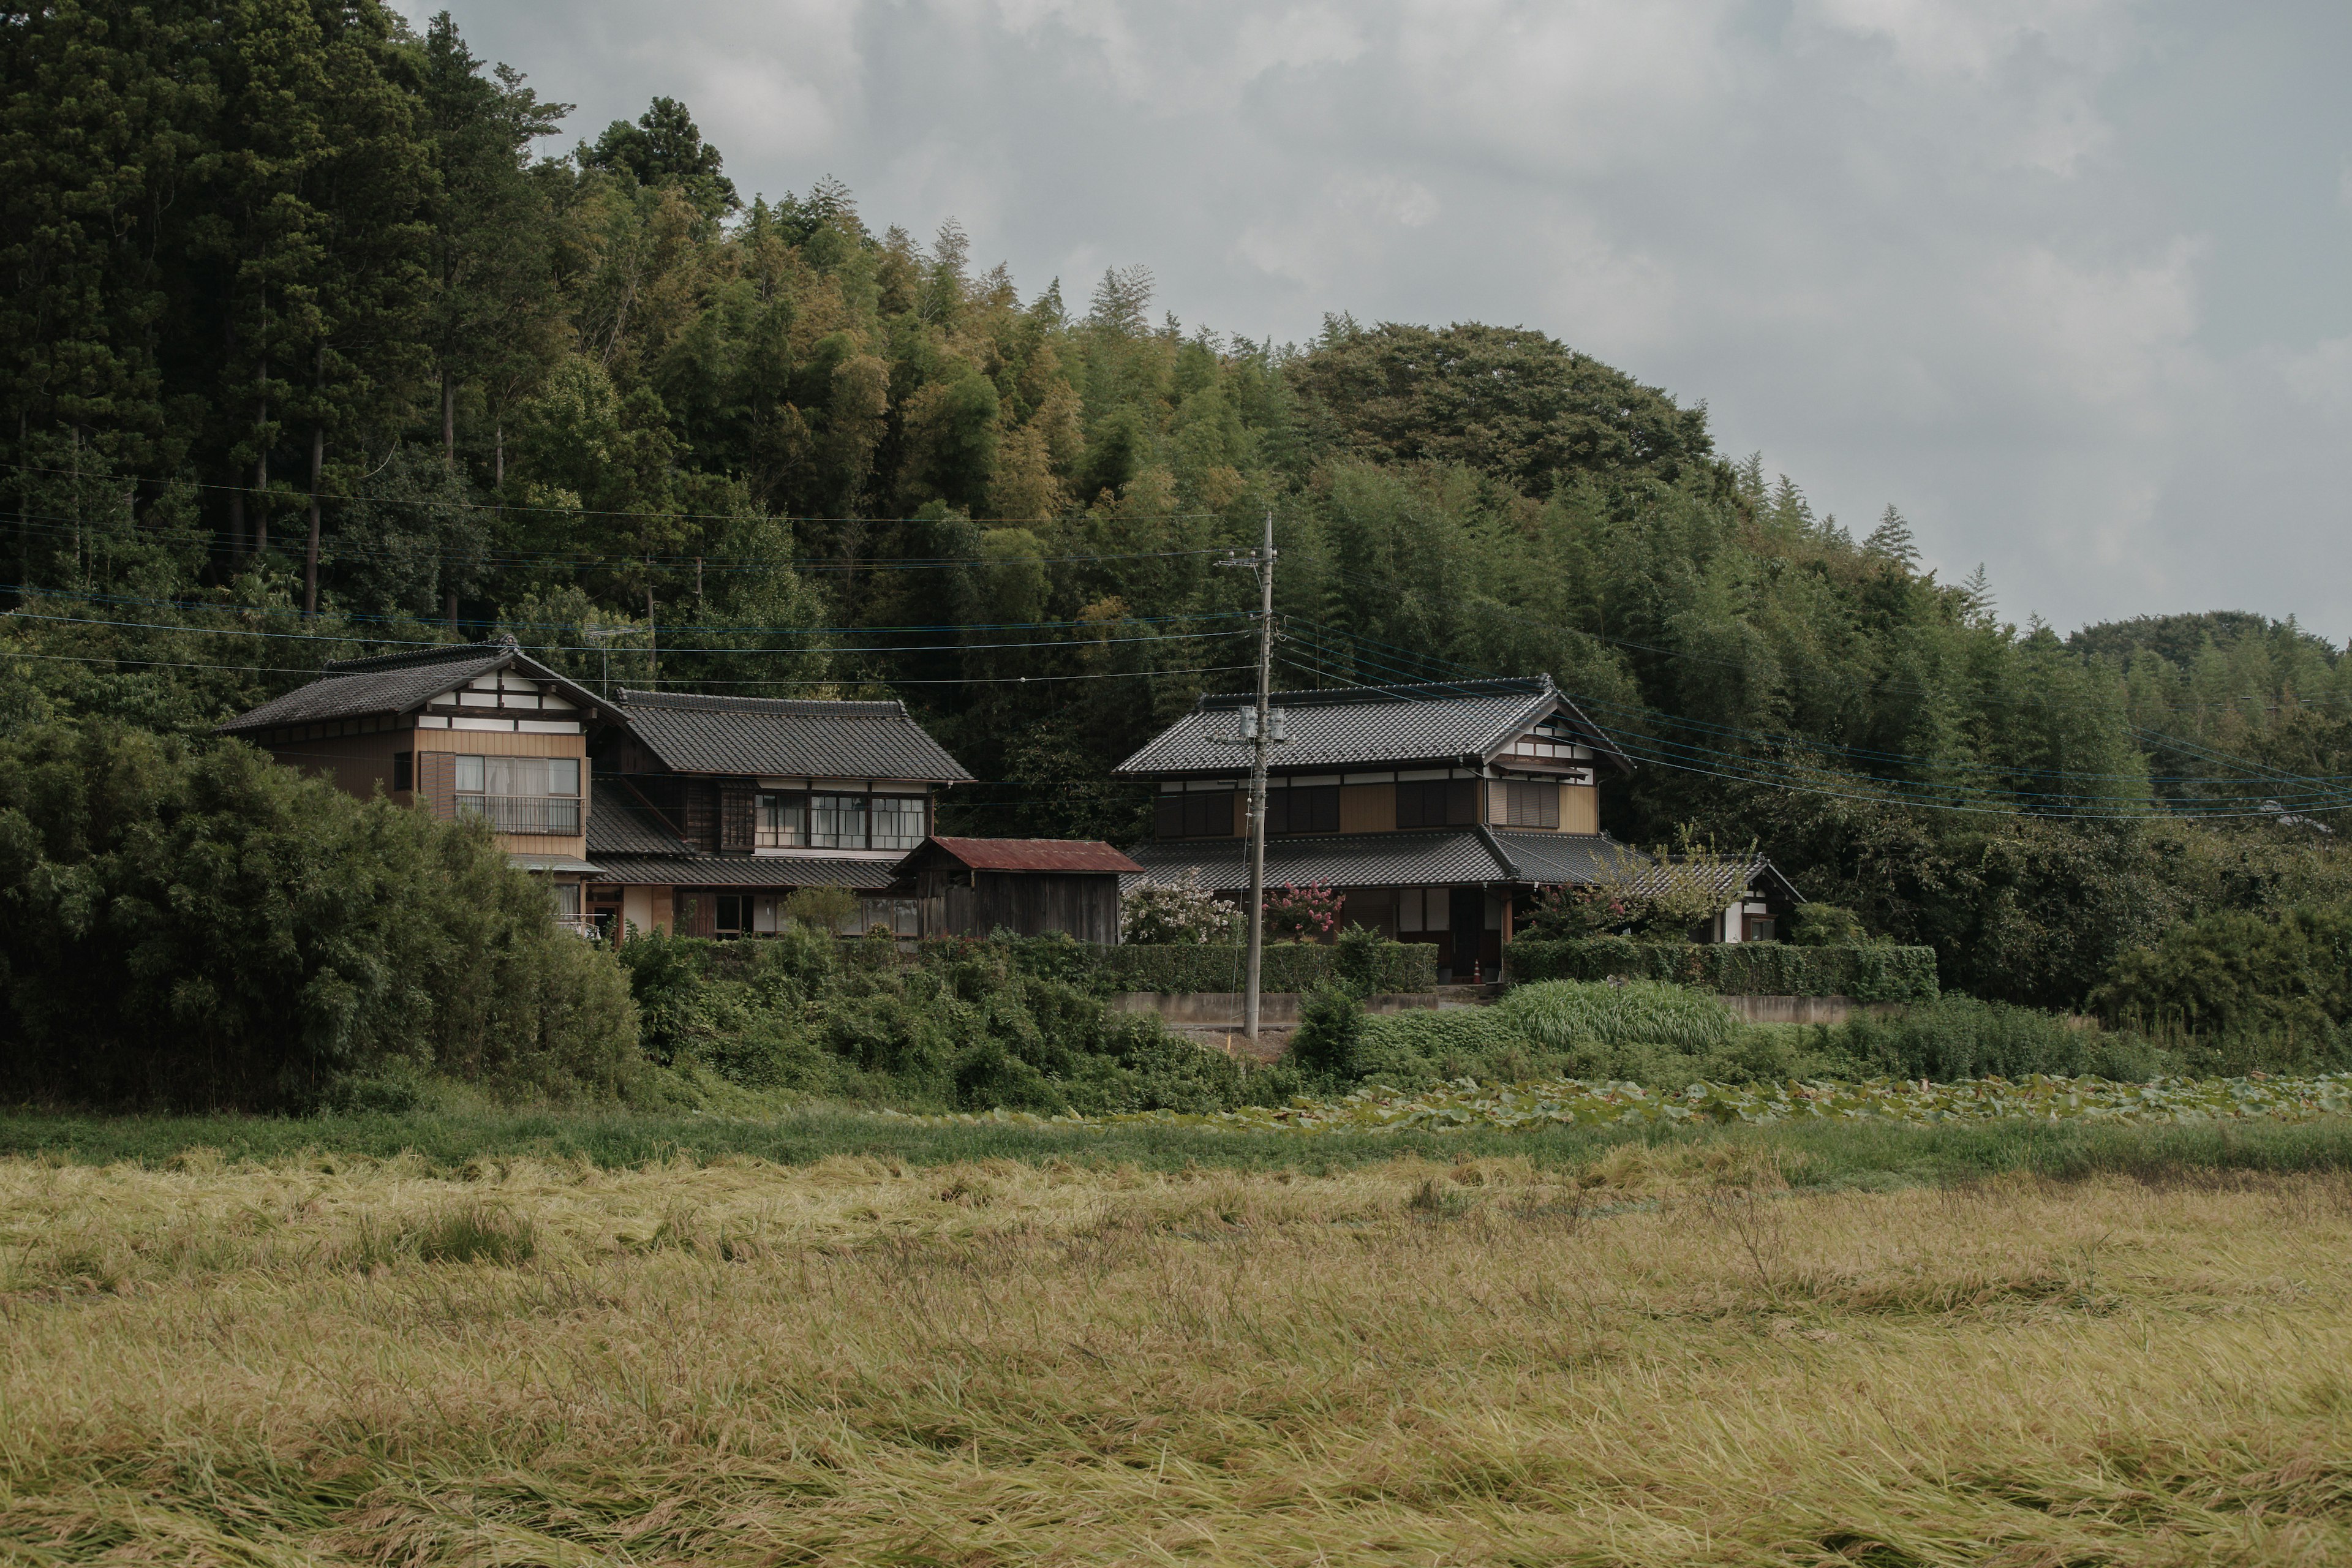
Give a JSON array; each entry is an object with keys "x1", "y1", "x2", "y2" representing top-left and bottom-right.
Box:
[{"x1": 6, "y1": 2, "x2": 2351, "y2": 1008}]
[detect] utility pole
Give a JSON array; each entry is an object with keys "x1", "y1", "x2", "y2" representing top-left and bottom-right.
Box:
[
  {"x1": 1243, "y1": 507, "x2": 1277, "y2": 1041},
  {"x1": 1214, "y1": 508, "x2": 1283, "y2": 1040}
]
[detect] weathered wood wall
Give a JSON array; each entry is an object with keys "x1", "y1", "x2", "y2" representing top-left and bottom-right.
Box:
[{"x1": 922, "y1": 871, "x2": 1121, "y2": 944}]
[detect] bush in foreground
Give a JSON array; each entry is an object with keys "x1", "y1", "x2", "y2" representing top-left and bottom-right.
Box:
[
  {"x1": 0, "y1": 720, "x2": 641, "y2": 1110},
  {"x1": 2093, "y1": 905, "x2": 2352, "y2": 1074},
  {"x1": 617, "y1": 926, "x2": 1268, "y2": 1115},
  {"x1": 913, "y1": 932, "x2": 1439, "y2": 997},
  {"x1": 1321, "y1": 981, "x2": 2184, "y2": 1091},
  {"x1": 1505, "y1": 938, "x2": 1938, "y2": 1001}
]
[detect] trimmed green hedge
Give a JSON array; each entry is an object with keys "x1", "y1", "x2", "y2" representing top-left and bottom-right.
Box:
[
  {"x1": 917, "y1": 936, "x2": 1439, "y2": 995},
  {"x1": 1504, "y1": 939, "x2": 1939, "y2": 1003}
]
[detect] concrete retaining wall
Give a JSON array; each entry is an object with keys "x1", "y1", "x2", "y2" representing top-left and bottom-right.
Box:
[{"x1": 1718, "y1": 994, "x2": 1905, "y2": 1025}]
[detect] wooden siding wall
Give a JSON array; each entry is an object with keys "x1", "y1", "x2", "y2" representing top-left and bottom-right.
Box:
[
  {"x1": 415, "y1": 751, "x2": 456, "y2": 820},
  {"x1": 410, "y1": 729, "x2": 586, "y2": 758},
  {"x1": 1563, "y1": 783, "x2": 1599, "y2": 834},
  {"x1": 679, "y1": 780, "x2": 720, "y2": 852},
  {"x1": 1154, "y1": 776, "x2": 1604, "y2": 839},
  {"x1": 271, "y1": 731, "x2": 407, "y2": 802},
  {"x1": 927, "y1": 872, "x2": 1122, "y2": 944},
  {"x1": 1338, "y1": 783, "x2": 1396, "y2": 834},
  {"x1": 719, "y1": 785, "x2": 756, "y2": 853}
]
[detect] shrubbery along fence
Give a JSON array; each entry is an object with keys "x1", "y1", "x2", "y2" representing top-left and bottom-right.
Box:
[
  {"x1": 916, "y1": 935, "x2": 1439, "y2": 996},
  {"x1": 1504, "y1": 938, "x2": 1939, "y2": 1003}
]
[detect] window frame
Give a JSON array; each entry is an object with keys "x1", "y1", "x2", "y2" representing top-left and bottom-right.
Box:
[
  {"x1": 809, "y1": 793, "x2": 870, "y2": 850},
  {"x1": 1502, "y1": 780, "x2": 1559, "y2": 829},
  {"x1": 869, "y1": 794, "x2": 928, "y2": 851},
  {"x1": 755, "y1": 791, "x2": 809, "y2": 848}
]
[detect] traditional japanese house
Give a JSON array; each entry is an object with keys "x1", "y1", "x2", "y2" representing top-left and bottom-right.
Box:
[
  {"x1": 1115, "y1": 675, "x2": 1808, "y2": 980},
  {"x1": 217, "y1": 638, "x2": 621, "y2": 930},
  {"x1": 585, "y1": 690, "x2": 973, "y2": 938}
]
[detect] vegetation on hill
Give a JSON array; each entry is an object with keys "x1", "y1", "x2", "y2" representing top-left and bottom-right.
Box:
[{"x1": 4, "y1": 1, "x2": 2351, "y2": 1035}]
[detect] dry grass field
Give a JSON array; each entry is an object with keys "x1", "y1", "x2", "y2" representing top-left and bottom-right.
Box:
[{"x1": 4, "y1": 1143, "x2": 2351, "y2": 1564}]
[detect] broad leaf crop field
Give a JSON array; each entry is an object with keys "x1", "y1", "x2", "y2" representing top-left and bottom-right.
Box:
[
  {"x1": 911, "y1": 1071, "x2": 2352, "y2": 1134},
  {"x1": 5, "y1": 1115, "x2": 2352, "y2": 1563}
]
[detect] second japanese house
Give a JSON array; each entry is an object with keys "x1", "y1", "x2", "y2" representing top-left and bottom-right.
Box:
[
  {"x1": 1115, "y1": 676, "x2": 1651, "y2": 981},
  {"x1": 586, "y1": 690, "x2": 973, "y2": 938}
]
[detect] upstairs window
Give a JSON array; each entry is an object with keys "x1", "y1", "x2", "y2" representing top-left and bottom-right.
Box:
[
  {"x1": 451, "y1": 754, "x2": 581, "y2": 834},
  {"x1": 871, "y1": 796, "x2": 927, "y2": 851},
  {"x1": 810, "y1": 793, "x2": 869, "y2": 849},
  {"x1": 1153, "y1": 790, "x2": 1240, "y2": 839},
  {"x1": 1268, "y1": 785, "x2": 1340, "y2": 834},
  {"x1": 1501, "y1": 780, "x2": 1559, "y2": 829},
  {"x1": 756, "y1": 793, "x2": 807, "y2": 848},
  {"x1": 1396, "y1": 779, "x2": 1476, "y2": 829}
]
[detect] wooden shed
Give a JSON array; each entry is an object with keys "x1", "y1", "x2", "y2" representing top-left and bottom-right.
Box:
[{"x1": 892, "y1": 837, "x2": 1140, "y2": 944}]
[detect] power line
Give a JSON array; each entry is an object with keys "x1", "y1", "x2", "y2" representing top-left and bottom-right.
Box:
[
  {"x1": 0, "y1": 647, "x2": 1255, "y2": 688},
  {"x1": 2, "y1": 462, "x2": 1229, "y2": 528},
  {"x1": 2, "y1": 507, "x2": 1250, "y2": 573},
  {"x1": 6, "y1": 582, "x2": 1257, "y2": 637},
  {"x1": 3, "y1": 608, "x2": 1255, "y2": 658}
]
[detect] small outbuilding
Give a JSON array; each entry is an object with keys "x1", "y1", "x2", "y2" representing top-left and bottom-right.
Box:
[{"x1": 891, "y1": 837, "x2": 1140, "y2": 944}]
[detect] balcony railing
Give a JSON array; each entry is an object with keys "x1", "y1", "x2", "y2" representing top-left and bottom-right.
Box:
[{"x1": 456, "y1": 793, "x2": 581, "y2": 835}]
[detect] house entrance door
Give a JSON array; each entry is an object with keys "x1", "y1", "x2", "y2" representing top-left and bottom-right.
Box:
[
  {"x1": 588, "y1": 885, "x2": 623, "y2": 941},
  {"x1": 1448, "y1": 886, "x2": 1485, "y2": 983}
]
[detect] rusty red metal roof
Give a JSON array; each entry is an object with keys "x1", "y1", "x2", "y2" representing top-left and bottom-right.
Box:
[{"x1": 913, "y1": 836, "x2": 1142, "y2": 874}]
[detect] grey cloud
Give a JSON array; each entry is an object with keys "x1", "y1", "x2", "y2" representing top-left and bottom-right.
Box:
[{"x1": 401, "y1": 0, "x2": 2352, "y2": 638}]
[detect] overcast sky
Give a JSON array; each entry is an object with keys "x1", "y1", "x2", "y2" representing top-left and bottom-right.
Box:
[{"x1": 400, "y1": 0, "x2": 2352, "y2": 641}]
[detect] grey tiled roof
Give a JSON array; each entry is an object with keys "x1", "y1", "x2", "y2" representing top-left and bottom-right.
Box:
[
  {"x1": 1125, "y1": 829, "x2": 1646, "y2": 893},
  {"x1": 1113, "y1": 677, "x2": 1627, "y2": 777},
  {"x1": 616, "y1": 690, "x2": 971, "y2": 783},
  {"x1": 585, "y1": 786, "x2": 692, "y2": 856},
  {"x1": 219, "y1": 640, "x2": 612, "y2": 733},
  {"x1": 1633, "y1": 855, "x2": 1804, "y2": 903},
  {"x1": 589, "y1": 854, "x2": 899, "y2": 890},
  {"x1": 1488, "y1": 830, "x2": 1648, "y2": 884}
]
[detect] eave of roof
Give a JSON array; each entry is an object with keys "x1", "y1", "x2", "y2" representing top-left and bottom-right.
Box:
[
  {"x1": 217, "y1": 639, "x2": 619, "y2": 734},
  {"x1": 589, "y1": 854, "x2": 899, "y2": 889},
  {"x1": 1123, "y1": 828, "x2": 1649, "y2": 892}
]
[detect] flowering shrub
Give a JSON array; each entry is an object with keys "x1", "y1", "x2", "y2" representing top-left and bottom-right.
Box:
[
  {"x1": 1262, "y1": 882, "x2": 1345, "y2": 943},
  {"x1": 1120, "y1": 870, "x2": 1240, "y2": 944}
]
